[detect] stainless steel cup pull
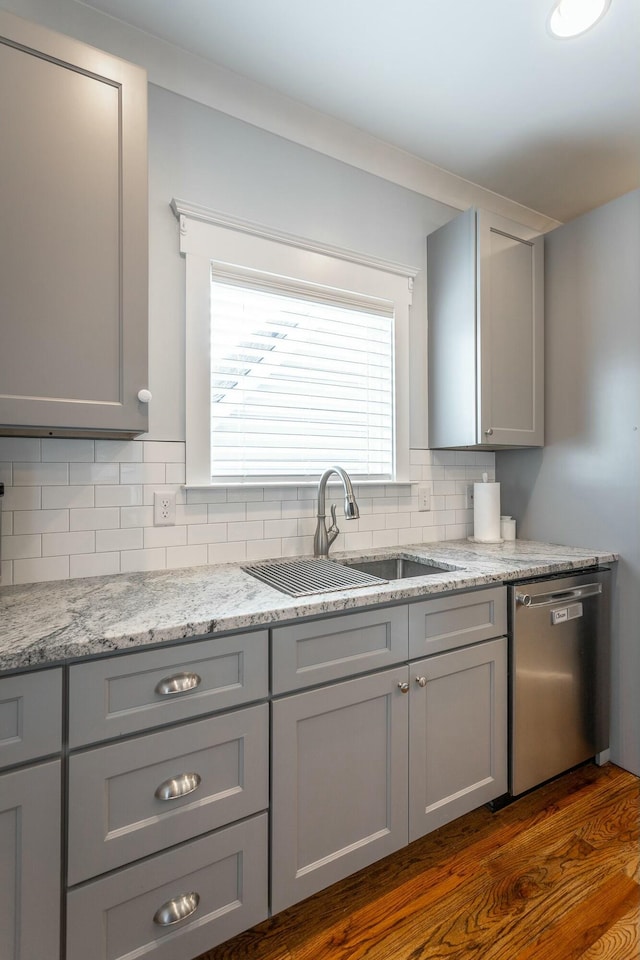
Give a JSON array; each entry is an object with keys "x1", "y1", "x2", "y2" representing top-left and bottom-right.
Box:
[
  {"x1": 515, "y1": 583, "x2": 602, "y2": 607},
  {"x1": 155, "y1": 672, "x2": 202, "y2": 696},
  {"x1": 153, "y1": 892, "x2": 200, "y2": 926},
  {"x1": 155, "y1": 772, "x2": 202, "y2": 801}
]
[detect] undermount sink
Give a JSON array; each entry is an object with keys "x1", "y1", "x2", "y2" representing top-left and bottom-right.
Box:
[{"x1": 339, "y1": 555, "x2": 459, "y2": 580}]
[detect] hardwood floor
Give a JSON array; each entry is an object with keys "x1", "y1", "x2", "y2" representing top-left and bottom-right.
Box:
[{"x1": 195, "y1": 762, "x2": 639, "y2": 960}]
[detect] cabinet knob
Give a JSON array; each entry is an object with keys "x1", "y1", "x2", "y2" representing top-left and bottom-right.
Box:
[
  {"x1": 484, "y1": 427, "x2": 494, "y2": 436},
  {"x1": 415, "y1": 676, "x2": 427, "y2": 687},
  {"x1": 155, "y1": 672, "x2": 202, "y2": 696},
  {"x1": 153, "y1": 892, "x2": 200, "y2": 926},
  {"x1": 155, "y1": 772, "x2": 202, "y2": 801},
  {"x1": 137, "y1": 388, "x2": 152, "y2": 403},
  {"x1": 397, "y1": 681, "x2": 409, "y2": 694}
]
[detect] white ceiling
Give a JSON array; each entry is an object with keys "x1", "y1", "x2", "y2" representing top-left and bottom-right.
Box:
[{"x1": 78, "y1": 0, "x2": 640, "y2": 222}]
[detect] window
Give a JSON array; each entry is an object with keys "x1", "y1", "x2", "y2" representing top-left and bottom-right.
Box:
[{"x1": 173, "y1": 201, "x2": 416, "y2": 486}]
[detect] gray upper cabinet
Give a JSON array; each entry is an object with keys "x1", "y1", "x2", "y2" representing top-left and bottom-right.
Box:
[
  {"x1": 0, "y1": 12, "x2": 148, "y2": 438},
  {"x1": 428, "y1": 208, "x2": 544, "y2": 449}
]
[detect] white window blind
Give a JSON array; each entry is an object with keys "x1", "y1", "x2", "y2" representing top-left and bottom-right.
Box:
[{"x1": 210, "y1": 278, "x2": 395, "y2": 481}]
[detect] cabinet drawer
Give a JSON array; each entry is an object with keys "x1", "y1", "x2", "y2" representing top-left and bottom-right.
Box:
[
  {"x1": 0, "y1": 668, "x2": 62, "y2": 770},
  {"x1": 68, "y1": 630, "x2": 268, "y2": 746},
  {"x1": 272, "y1": 605, "x2": 408, "y2": 694},
  {"x1": 408, "y1": 586, "x2": 506, "y2": 658},
  {"x1": 68, "y1": 703, "x2": 268, "y2": 885},
  {"x1": 66, "y1": 812, "x2": 268, "y2": 960}
]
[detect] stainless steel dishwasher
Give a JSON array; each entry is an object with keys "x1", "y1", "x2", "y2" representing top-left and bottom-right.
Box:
[{"x1": 508, "y1": 569, "x2": 610, "y2": 797}]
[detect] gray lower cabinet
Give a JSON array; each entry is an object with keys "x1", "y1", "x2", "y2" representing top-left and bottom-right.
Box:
[
  {"x1": 409, "y1": 637, "x2": 508, "y2": 840},
  {"x1": 66, "y1": 813, "x2": 268, "y2": 960},
  {"x1": 0, "y1": 760, "x2": 62, "y2": 960},
  {"x1": 67, "y1": 704, "x2": 269, "y2": 885},
  {"x1": 271, "y1": 666, "x2": 410, "y2": 914},
  {"x1": 271, "y1": 588, "x2": 508, "y2": 915},
  {"x1": 0, "y1": 11, "x2": 148, "y2": 437}
]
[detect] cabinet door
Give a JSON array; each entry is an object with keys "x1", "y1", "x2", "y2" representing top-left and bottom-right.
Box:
[
  {"x1": 477, "y1": 210, "x2": 544, "y2": 446},
  {"x1": 271, "y1": 667, "x2": 409, "y2": 913},
  {"x1": 0, "y1": 12, "x2": 148, "y2": 437},
  {"x1": 0, "y1": 760, "x2": 61, "y2": 960},
  {"x1": 409, "y1": 637, "x2": 507, "y2": 841}
]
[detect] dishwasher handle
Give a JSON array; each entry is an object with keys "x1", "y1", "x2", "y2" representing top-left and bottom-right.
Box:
[{"x1": 516, "y1": 582, "x2": 602, "y2": 607}]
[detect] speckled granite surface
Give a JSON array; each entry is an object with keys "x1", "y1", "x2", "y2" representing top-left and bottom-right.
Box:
[{"x1": 0, "y1": 540, "x2": 616, "y2": 672}]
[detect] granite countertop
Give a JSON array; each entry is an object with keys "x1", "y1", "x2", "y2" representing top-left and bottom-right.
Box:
[{"x1": 0, "y1": 539, "x2": 616, "y2": 673}]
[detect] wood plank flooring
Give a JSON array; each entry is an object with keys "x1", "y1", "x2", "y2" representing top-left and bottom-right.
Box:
[{"x1": 194, "y1": 763, "x2": 639, "y2": 960}]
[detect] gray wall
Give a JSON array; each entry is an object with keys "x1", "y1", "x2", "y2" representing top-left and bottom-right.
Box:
[
  {"x1": 496, "y1": 189, "x2": 640, "y2": 776},
  {"x1": 147, "y1": 85, "x2": 455, "y2": 444}
]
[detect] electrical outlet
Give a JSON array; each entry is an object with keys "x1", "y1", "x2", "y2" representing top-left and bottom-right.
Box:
[
  {"x1": 417, "y1": 482, "x2": 431, "y2": 512},
  {"x1": 465, "y1": 484, "x2": 475, "y2": 510},
  {"x1": 154, "y1": 491, "x2": 176, "y2": 526}
]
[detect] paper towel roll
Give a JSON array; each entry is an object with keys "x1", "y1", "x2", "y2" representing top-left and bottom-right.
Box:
[{"x1": 473, "y1": 481, "x2": 501, "y2": 542}]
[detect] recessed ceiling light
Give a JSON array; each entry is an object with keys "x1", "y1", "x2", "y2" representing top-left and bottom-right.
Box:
[{"x1": 548, "y1": 0, "x2": 612, "y2": 37}]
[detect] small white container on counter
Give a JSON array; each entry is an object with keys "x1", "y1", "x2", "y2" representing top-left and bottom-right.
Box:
[{"x1": 500, "y1": 516, "x2": 516, "y2": 540}]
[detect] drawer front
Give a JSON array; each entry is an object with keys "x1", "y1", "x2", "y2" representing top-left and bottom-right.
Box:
[
  {"x1": 408, "y1": 586, "x2": 506, "y2": 658},
  {"x1": 66, "y1": 813, "x2": 268, "y2": 960},
  {"x1": 68, "y1": 630, "x2": 268, "y2": 746},
  {"x1": 68, "y1": 703, "x2": 268, "y2": 885},
  {"x1": 272, "y1": 605, "x2": 408, "y2": 694},
  {"x1": 0, "y1": 668, "x2": 62, "y2": 770}
]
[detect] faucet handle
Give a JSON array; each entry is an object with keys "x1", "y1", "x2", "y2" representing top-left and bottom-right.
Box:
[{"x1": 327, "y1": 503, "x2": 340, "y2": 546}]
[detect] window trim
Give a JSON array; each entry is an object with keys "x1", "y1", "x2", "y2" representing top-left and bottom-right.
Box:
[{"x1": 172, "y1": 199, "x2": 418, "y2": 487}]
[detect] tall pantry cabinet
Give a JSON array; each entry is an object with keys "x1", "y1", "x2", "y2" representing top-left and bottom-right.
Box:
[{"x1": 0, "y1": 11, "x2": 149, "y2": 437}]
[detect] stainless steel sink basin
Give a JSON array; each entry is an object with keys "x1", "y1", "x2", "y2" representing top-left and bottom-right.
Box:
[{"x1": 339, "y1": 555, "x2": 458, "y2": 580}]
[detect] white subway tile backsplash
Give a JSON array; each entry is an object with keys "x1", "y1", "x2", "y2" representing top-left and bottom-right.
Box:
[
  {"x1": 14, "y1": 509, "x2": 69, "y2": 535},
  {"x1": 2, "y1": 534, "x2": 42, "y2": 560},
  {"x1": 13, "y1": 462, "x2": 68, "y2": 486},
  {"x1": 0, "y1": 438, "x2": 40, "y2": 461},
  {"x1": 70, "y1": 552, "x2": 120, "y2": 579},
  {"x1": 143, "y1": 441, "x2": 185, "y2": 463},
  {"x1": 43, "y1": 486, "x2": 95, "y2": 510},
  {"x1": 208, "y1": 502, "x2": 247, "y2": 523},
  {"x1": 13, "y1": 555, "x2": 69, "y2": 584},
  {"x1": 165, "y1": 463, "x2": 186, "y2": 485},
  {"x1": 166, "y1": 544, "x2": 208, "y2": 568},
  {"x1": 95, "y1": 439, "x2": 143, "y2": 463},
  {"x1": 175, "y1": 503, "x2": 208, "y2": 525},
  {"x1": 42, "y1": 531, "x2": 95, "y2": 557},
  {"x1": 70, "y1": 507, "x2": 120, "y2": 531},
  {"x1": 120, "y1": 462, "x2": 166, "y2": 485},
  {"x1": 227, "y1": 520, "x2": 263, "y2": 542},
  {"x1": 120, "y1": 505, "x2": 154, "y2": 528},
  {"x1": 2, "y1": 486, "x2": 41, "y2": 511},
  {"x1": 246, "y1": 538, "x2": 283, "y2": 561},
  {"x1": 42, "y1": 438, "x2": 94, "y2": 462},
  {"x1": 187, "y1": 522, "x2": 227, "y2": 545},
  {"x1": 96, "y1": 527, "x2": 143, "y2": 553},
  {"x1": 144, "y1": 525, "x2": 187, "y2": 549},
  {"x1": 208, "y1": 541, "x2": 246, "y2": 564},
  {"x1": 1, "y1": 560, "x2": 13, "y2": 585},
  {"x1": 120, "y1": 548, "x2": 166, "y2": 574},
  {"x1": 70, "y1": 462, "x2": 119, "y2": 485},
  {"x1": 0, "y1": 438, "x2": 493, "y2": 586},
  {"x1": 95, "y1": 484, "x2": 143, "y2": 507}
]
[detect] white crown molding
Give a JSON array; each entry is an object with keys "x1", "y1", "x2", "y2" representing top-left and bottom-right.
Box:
[
  {"x1": 170, "y1": 199, "x2": 420, "y2": 281},
  {"x1": 7, "y1": 0, "x2": 562, "y2": 233}
]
